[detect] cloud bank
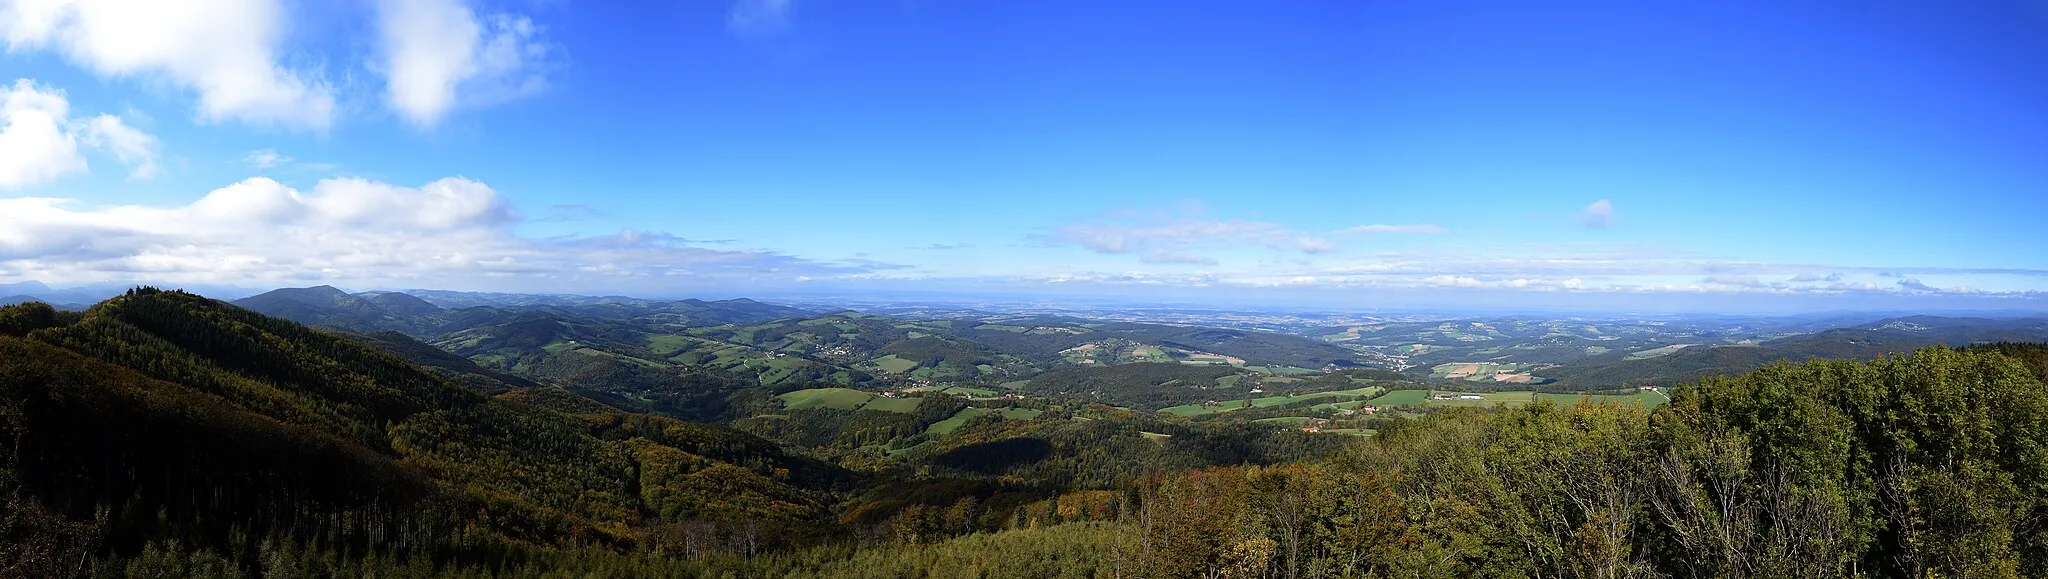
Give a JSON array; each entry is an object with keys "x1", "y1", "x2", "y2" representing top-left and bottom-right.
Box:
[
  {"x1": 0, "y1": 175, "x2": 883, "y2": 289},
  {"x1": 1040, "y1": 205, "x2": 1449, "y2": 264}
]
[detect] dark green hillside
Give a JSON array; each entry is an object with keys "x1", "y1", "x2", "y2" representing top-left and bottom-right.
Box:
[
  {"x1": 1023, "y1": 363, "x2": 1246, "y2": 409},
  {"x1": 914, "y1": 410, "x2": 1351, "y2": 488},
  {"x1": 1094, "y1": 323, "x2": 1363, "y2": 368},
  {"x1": 1967, "y1": 341, "x2": 2048, "y2": 381},
  {"x1": 232, "y1": 285, "x2": 448, "y2": 335},
  {"x1": 6, "y1": 290, "x2": 2047, "y2": 577},
  {"x1": 342, "y1": 329, "x2": 541, "y2": 393},
  {"x1": 692, "y1": 311, "x2": 919, "y2": 353},
  {"x1": 1548, "y1": 315, "x2": 2048, "y2": 387},
  {"x1": 420, "y1": 308, "x2": 871, "y2": 410},
  {"x1": 0, "y1": 291, "x2": 849, "y2": 575},
  {"x1": 702, "y1": 313, "x2": 1368, "y2": 371},
  {"x1": 236, "y1": 286, "x2": 811, "y2": 343},
  {"x1": 879, "y1": 335, "x2": 992, "y2": 367}
]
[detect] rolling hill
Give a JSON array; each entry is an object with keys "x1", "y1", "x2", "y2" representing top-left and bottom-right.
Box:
[
  {"x1": 0, "y1": 291, "x2": 849, "y2": 574},
  {"x1": 1545, "y1": 315, "x2": 2048, "y2": 387}
]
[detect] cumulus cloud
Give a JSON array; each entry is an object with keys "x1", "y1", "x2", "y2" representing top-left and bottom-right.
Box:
[
  {"x1": 1790, "y1": 272, "x2": 1844, "y2": 282},
  {"x1": 1337, "y1": 223, "x2": 1448, "y2": 235},
  {"x1": 1896, "y1": 278, "x2": 1939, "y2": 293},
  {"x1": 1424, "y1": 275, "x2": 1484, "y2": 288},
  {"x1": 1579, "y1": 199, "x2": 1615, "y2": 229},
  {"x1": 374, "y1": 0, "x2": 552, "y2": 127},
  {"x1": 78, "y1": 113, "x2": 159, "y2": 178},
  {"x1": 0, "y1": 176, "x2": 878, "y2": 287},
  {"x1": 0, "y1": 79, "x2": 158, "y2": 187},
  {"x1": 729, "y1": 0, "x2": 794, "y2": 36},
  {"x1": 0, "y1": 79, "x2": 83, "y2": 187},
  {"x1": 0, "y1": 0, "x2": 334, "y2": 128}
]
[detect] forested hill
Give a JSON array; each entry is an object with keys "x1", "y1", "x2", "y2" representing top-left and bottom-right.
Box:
[
  {"x1": 1546, "y1": 315, "x2": 2048, "y2": 387},
  {"x1": 4, "y1": 290, "x2": 2047, "y2": 577},
  {"x1": 232, "y1": 286, "x2": 812, "y2": 337},
  {"x1": 0, "y1": 289, "x2": 848, "y2": 576}
]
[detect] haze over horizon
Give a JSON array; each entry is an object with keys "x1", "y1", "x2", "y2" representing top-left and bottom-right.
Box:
[{"x1": 2, "y1": 0, "x2": 2046, "y2": 313}]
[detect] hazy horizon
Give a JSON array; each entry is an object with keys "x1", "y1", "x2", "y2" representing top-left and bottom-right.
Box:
[{"x1": 3, "y1": 1, "x2": 2045, "y2": 313}]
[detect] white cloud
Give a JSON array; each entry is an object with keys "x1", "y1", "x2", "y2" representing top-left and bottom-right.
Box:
[
  {"x1": 1896, "y1": 278, "x2": 1939, "y2": 293},
  {"x1": 0, "y1": 78, "x2": 83, "y2": 187},
  {"x1": 241, "y1": 147, "x2": 336, "y2": 173},
  {"x1": 1337, "y1": 223, "x2": 1448, "y2": 235},
  {"x1": 0, "y1": 176, "x2": 879, "y2": 287},
  {"x1": 0, "y1": 0, "x2": 335, "y2": 129},
  {"x1": 0, "y1": 79, "x2": 158, "y2": 187},
  {"x1": 1580, "y1": 199, "x2": 1615, "y2": 229},
  {"x1": 374, "y1": 0, "x2": 552, "y2": 127},
  {"x1": 1423, "y1": 275, "x2": 1483, "y2": 288},
  {"x1": 728, "y1": 0, "x2": 793, "y2": 36},
  {"x1": 78, "y1": 113, "x2": 159, "y2": 179},
  {"x1": 245, "y1": 148, "x2": 289, "y2": 169}
]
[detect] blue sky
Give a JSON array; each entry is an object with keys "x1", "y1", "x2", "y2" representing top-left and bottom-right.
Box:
[{"x1": 1, "y1": 0, "x2": 2045, "y2": 311}]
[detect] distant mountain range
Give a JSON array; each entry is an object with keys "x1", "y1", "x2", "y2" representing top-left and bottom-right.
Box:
[
  {"x1": 1545, "y1": 315, "x2": 2048, "y2": 388},
  {"x1": 15, "y1": 283, "x2": 2044, "y2": 406}
]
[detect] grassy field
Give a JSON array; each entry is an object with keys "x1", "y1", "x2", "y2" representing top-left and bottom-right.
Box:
[
  {"x1": 644, "y1": 334, "x2": 694, "y2": 355},
  {"x1": 775, "y1": 388, "x2": 926, "y2": 413},
  {"x1": 861, "y1": 396, "x2": 922, "y2": 412},
  {"x1": 1160, "y1": 386, "x2": 1386, "y2": 417},
  {"x1": 778, "y1": 388, "x2": 875, "y2": 410},
  {"x1": 1357, "y1": 389, "x2": 1429, "y2": 407},
  {"x1": 869, "y1": 355, "x2": 920, "y2": 373},
  {"x1": 924, "y1": 406, "x2": 1047, "y2": 435}
]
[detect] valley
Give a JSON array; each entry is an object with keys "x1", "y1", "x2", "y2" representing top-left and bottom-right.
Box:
[{"x1": 2, "y1": 289, "x2": 2045, "y2": 577}]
